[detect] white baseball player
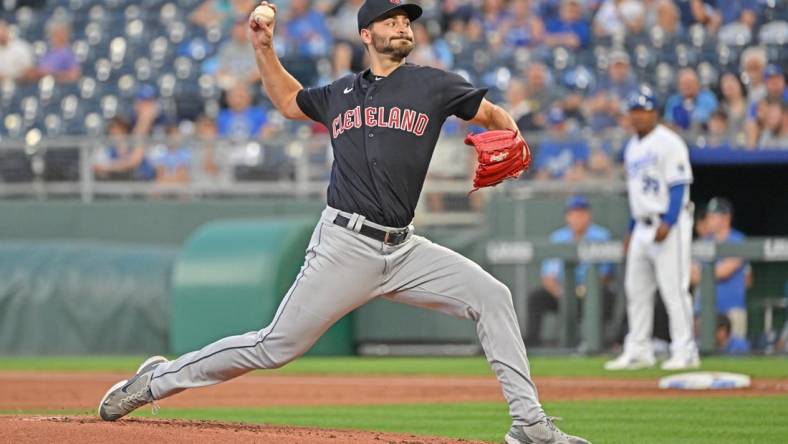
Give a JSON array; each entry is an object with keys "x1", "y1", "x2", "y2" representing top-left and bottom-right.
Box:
[{"x1": 605, "y1": 87, "x2": 700, "y2": 371}]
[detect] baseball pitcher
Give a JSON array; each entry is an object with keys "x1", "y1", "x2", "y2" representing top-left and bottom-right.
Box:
[
  {"x1": 605, "y1": 87, "x2": 700, "y2": 371},
  {"x1": 98, "y1": 1, "x2": 588, "y2": 443}
]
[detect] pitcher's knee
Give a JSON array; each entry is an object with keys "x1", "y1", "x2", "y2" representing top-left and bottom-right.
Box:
[
  {"x1": 252, "y1": 334, "x2": 312, "y2": 369},
  {"x1": 481, "y1": 279, "x2": 514, "y2": 311},
  {"x1": 263, "y1": 344, "x2": 308, "y2": 369}
]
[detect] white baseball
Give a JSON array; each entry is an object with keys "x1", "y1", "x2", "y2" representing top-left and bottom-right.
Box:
[{"x1": 253, "y1": 5, "x2": 276, "y2": 25}]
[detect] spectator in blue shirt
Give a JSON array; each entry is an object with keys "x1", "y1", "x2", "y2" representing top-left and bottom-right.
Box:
[
  {"x1": 691, "y1": 197, "x2": 751, "y2": 340},
  {"x1": 716, "y1": 315, "x2": 750, "y2": 354},
  {"x1": 502, "y1": 0, "x2": 545, "y2": 48},
  {"x1": 664, "y1": 67, "x2": 719, "y2": 133},
  {"x1": 217, "y1": 83, "x2": 270, "y2": 139},
  {"x1": 534, "y1": 107, "x2": 590, "y2": 181},
  {"x1": 525, "y1": 196, "x2": 616, "y2": 346},
  {"x1": 479, "y1": 0, "x2": 513, "y2": 36},
  {"x1": 746, "y1": 65, "x2": 787, "y2": 148},
  {"x1": 585, "y1": 50, "x2": 638, "y2": 131},
  {"x1": 151, "y1": 124, "x2": 193, "y2": 186},
  {"x1": 278, "y1": 0, "x2": 332, "y2": 85},
  {"x1": 93, "y1": 117, "x2": 156, "y2": 181},
  {"x1": 707, "y1": 0, "x2": 759, "y2": 26},
  {"x1": 544, "y1": 0, "x2": 591, "y2": 49},
  {"x1": 282, "y1": 0, "x2": 333, "y2": 58},
  {"x1": 539, "y1": 0, "x2": 572, "y2": 23}
]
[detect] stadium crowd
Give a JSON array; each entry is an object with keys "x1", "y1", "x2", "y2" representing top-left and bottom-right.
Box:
[{"x1": 0, "y1": 0, "x2": 785, "y2": 185}]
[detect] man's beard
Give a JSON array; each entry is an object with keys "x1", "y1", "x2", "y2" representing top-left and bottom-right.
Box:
[{"x1": 371, "y1": 32, "x2": 414, "y2": 60}]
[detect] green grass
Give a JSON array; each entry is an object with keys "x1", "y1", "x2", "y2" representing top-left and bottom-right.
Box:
[
  {"x1": 1, "y1": 355, "x2": 787, "y2": 378},
  {"x1": 1, "y1": 356, "x2": 786, "y2": 443},
  {"x1": 5, "y1": 397, "x2": 787, "y2": 443}
]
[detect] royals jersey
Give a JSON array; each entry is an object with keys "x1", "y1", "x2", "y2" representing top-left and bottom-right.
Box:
[
  {"x1": 624, "y1": 124, "x2": 693, "y2": 219},
  {"x1": 296, "y1": 63, "x2": 487, "y2": 227}
]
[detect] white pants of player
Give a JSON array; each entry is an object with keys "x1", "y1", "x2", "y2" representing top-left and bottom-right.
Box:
[
  {"x1": 623, "y1": 209, "x2": 697, "y2": 360},
  {"x1": 149, "y1": 206, "x2": 545, "y2": 425}
]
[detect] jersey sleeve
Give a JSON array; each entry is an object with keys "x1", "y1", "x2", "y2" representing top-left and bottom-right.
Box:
[
  {"x1": 442, "y1": 71, "x2": 488, "y2": 121},
  {"x1": 296, "y1": 84, "x2": 332, "y2": 125},
  {"x1": 662, "y1": 136, "x2": 693, "y2": 186}
]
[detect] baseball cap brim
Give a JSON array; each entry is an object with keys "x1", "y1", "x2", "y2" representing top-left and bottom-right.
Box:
[
  {"x1": 359, "y1": 4, "x2": 422, "y2": 32},
  {"x1": 565, "y1": 196, "x2": 590, "y2": 211}
]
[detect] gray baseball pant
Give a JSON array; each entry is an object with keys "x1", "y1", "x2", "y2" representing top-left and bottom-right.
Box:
[{"x1": 149, "y1": 206, "x2": 545, "y2": 424}]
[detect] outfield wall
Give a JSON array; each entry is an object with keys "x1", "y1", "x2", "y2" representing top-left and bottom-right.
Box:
[
  {"x1": 0, "y1": 200, "x2": 325, "y2": 245},
  {"x1": 0, "y1": 198, "x2": 784, "y2": 355}
]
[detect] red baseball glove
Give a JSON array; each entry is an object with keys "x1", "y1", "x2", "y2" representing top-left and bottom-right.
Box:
[{"x1": 464, "y1": 129, "x2": 531, "y2": 193}]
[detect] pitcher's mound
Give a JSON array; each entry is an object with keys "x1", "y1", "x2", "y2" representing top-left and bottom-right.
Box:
[{"x1": 0, "y1": 416, "x2": 484, "y2": 444}]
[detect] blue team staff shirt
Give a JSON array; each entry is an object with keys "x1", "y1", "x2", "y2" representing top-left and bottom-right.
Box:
[
  {"x1": 707, "y1": 229, "x2": 748, "y2": 313},
  {"x1": 541, "y1": 224, "x2": 614, "y2": 283},
  {"x1": 724, "y1": 336, "x2": 751, "y2": 354}
]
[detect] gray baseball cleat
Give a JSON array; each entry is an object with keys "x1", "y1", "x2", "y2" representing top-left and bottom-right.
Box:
[
  {"x1": 505, "y1": 417, "x2": 591, "y2": 444},
  {"x1": 98, "y1": 355, "x2": 169, "y2": 421}
]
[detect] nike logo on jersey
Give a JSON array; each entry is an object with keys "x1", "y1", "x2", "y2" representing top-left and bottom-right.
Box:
[{"x1": 343, "y1": 86, "x2": 354, "y2": 94}]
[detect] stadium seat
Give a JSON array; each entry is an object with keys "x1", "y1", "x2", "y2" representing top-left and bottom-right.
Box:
[
  {"x1": 1, "y1": 0, "x2": 785, "y2": 141},
  {"x1": 3, "y1": 113, "x2": 24, "y2": 139},
  {"x1": 697, "y1": 62, "x2": 718, "y2": 88},
  {"x1": 43, "y1": 146, "x2": 80, "y2": 181},
  {"x1": 655, "y1": 63, "x2": 675, "y2": 94},
  {"x1": 83, "y1": 112, "x2": 104, "y2": 136},
  {"x1": 43, "y1": 113, "x2": 63, "y2": 137},
  {"x1": 0, "y1": 149, "x2": 34, "y2": 182}
]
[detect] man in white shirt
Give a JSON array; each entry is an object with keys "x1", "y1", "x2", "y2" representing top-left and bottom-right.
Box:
[
  {"x1": 606, "y1": 86, "x2": 700, "y2": 371},
  {"x1": 0, "y1": 20, "x2": 34, "y2": 81}
]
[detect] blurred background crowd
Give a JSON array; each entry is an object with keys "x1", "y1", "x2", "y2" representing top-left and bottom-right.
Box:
[{"x1": 0, "y1": 0, "x2": 785, "y2": 187}]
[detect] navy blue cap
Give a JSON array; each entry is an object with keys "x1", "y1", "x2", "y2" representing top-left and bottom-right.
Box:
[
  {"x1": 357, "y1": 0, "x2": 423, "y2": 32},
  {"x1": 706, "y1": 197, "x2": 732, "y2": 215},
  {"x1": 566, "y1": 195, "x2": 590, "y2": 211},
  {"x1": 136, "y1": 84, "x2": 158, "y2": 100},
  {"x1": 764, "y1": 64, "x2": 783, "y2": 79},
  {"x1": 627, "y1": 85, "x2": 656, "y2": 111}
]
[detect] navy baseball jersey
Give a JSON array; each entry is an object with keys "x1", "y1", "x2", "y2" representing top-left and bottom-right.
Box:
[{"x1": 297, "y1": 63, "x2": 487, "y2": 227}]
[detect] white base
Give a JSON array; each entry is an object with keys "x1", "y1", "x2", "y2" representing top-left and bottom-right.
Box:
[{"x1": 658, "y1": 371, "x2": 751, "y2": 390}]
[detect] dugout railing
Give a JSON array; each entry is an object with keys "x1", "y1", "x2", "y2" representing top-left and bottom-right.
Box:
[{"x1": 486, "y1": 238, "x2": 788, "y2": 354}]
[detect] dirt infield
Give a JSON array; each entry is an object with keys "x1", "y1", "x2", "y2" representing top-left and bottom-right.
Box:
[
  {"x1": 0, "y1": 416, "x2": 485, "y2": 444},
  {"x1": 1, "y1": 372, "x2": 786, "y2": 443}
]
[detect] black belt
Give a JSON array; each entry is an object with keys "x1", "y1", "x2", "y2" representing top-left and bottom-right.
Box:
[
  {"x1": 640, "y1": 214, "x2": 664, "y2": 226},
  {"x1": 333, "y1": 214, "x2": 410, "y2": 246}
]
